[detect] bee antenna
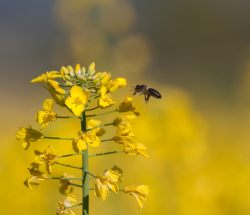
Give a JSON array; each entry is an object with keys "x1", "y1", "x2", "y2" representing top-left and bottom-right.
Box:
[{"x1": 129, "y1": 85, "x2": 135, "y2": 92}]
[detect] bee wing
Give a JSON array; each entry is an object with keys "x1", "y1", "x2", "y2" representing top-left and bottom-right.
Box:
[{"x1": 148, "y1": 88, "x2": 162, "y2": 99}]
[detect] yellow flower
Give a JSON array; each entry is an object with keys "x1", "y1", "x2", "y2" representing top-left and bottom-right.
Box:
[
  {"x1": 108, "y1": 77, "x2": 127, "y2": 92},
  {"x1": 65, "y1": 86, "x2": 89, "y2": 116},
  {"x1": 34, "y1": 145, "x2": 57, "y2": 174},
  {"x1": 94, "y1": 169, "x2": 120, "y2": 200},
  {"x1": 87, "y1": 119, "x2": 105, "y2": 136},
  {"x1": 16, "y1": 126, "x2": 43, "y2": 150},
  {"x1": 59, "y1": 173, "x2": 74, "y2": 195},
  {"x1": 124, "y1": 185, "x2": 149, "y2": 209},
  {"x1": 56, "y1": 195, "x2": 77, "y2": 215},
  {"x1": 113, "y1": 122, "x2": 135, "y2": 145},
  {"x1": 98, "y1": 86, "x2": 115, "y2": 108},
  {"x1": 72, "y1": 130, "x2": 101, "y2": 152},
  {"x1": 124, "y1": 143, "x2": 149, "y2": 158},
  {"x1": 31, "y1": 71, "x2": 61, "y2": 83},
  {"x1": 24, "y1": 176, "x2": 45, "y2": 190},
  {"x1": 118, "y1": 97, "x2": 139, "y2": 115},
  {"x1": 36, "y1": 99, "x2": 57, "y2": 129}
]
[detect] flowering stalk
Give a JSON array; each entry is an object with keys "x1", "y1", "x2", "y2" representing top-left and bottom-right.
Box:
[
  {"x1": 16, "y1": 63, "x2": 150, "y2": 214},
  {"x1": 81, "y1": 111, "x2": 89, "y2": 215}
]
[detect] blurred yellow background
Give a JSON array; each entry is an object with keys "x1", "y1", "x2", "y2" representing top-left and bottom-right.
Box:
[{"x1": 1, "y1": 0, "x2": 250, "y2": 214}]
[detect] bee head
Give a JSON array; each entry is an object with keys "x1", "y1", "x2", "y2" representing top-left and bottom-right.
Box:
[
  {"x1": 133, "y1": 84, "x2": 147, "y2": 95},
  {"x1": 135, "y1": 85, "x2": 142, "y2": 90}
]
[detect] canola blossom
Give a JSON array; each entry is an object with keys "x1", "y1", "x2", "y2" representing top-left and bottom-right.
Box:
[
  {"x1": 36, "y1": 99, "x2": 57, "y2": 129},
  {"x1": 16, "y1": 63, "x2": 149, "y2": 214}
]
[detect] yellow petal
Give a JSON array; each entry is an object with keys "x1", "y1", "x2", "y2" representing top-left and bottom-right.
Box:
[
  {"x1": 104, "y1": 169, "x2": 121, "y2": 183},
  {"x1": 107, "y1": 181, "x2": 119, "y2": 193},
  {"x1": 131, "y1": 193, "x2": 144, "y2": 209},
  {"x1": 94, "y1": 179, "x2": 109, "y2": 200},
  {"x1": 65, "y1": 96, "x2": 74, "y2": 108},
  {"x1": 124, "y1": 185, "x2": 149, "y2": 209},
  {"x1": 72, "y1": 104, "x2": 85, "y2": 116},
  {"x1": 70, "y1": 86, "x2": 85, "y2": 98},
  {"x1": 65, "y1": 96, "x2": 84, "y2": 116},
  {"x1": 72, "y1": 138, "x2": 87, "y2": 153}
]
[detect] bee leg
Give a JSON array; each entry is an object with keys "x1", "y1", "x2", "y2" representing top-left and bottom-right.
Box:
[{"x1": 145, "y1": 93, "x2": 150, "y2": 103}]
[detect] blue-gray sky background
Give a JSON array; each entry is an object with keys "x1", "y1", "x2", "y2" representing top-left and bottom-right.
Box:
[{"x1": 1, "y1": 0, "x2": 250, "y2": 103}]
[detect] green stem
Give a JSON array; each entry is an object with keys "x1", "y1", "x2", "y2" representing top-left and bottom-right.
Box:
[
  {"x1": 56, "y1": 153, "x2": 82, "y2": 158},
  {"x1": 54, "y1": 161, "x2": 82, "y2": 170},
  {"x1": 86, "y1": 171, "x2": 96, "y2": 178},
  {"x1": 104, "y1": 122, "x2": 114, "y2": 126},
  {"x1": 81, "y1": 112, "x2": 89, "y2": 215},
  {"x1": 90, "y1": 95, "x2": 101, "y2": 100},
  {"x1": 69, "y1": 183, "x2": 83, "y2": 188},
  {"x1": 47, "y1": 177, "x2": 82, "y2": 180},
  {"x1": 89, "y1": 150, "x2": 120, "y2": 157},
  {"x1": 57, "y1": 116, "x2": 81, "y2": 119},
  {"x1": 101, "y1": 138, "x2": 114, "y2": 143},
  {"x1": 44, "y1": 136, "x2": 74, "y2": 141},
  {"x1": 85, "y1": 106, "x2": 99, "y2": 111}
]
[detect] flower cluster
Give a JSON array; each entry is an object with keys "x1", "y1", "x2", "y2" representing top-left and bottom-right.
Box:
[{"x1": 16, "y1": 63, "x2": 149, "y2": 214}]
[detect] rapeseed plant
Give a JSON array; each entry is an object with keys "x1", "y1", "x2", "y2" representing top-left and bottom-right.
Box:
[{"x1": 16, "y1": 63, "x2": 149, "y2": 214}]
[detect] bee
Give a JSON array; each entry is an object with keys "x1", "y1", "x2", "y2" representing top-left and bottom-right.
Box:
[{"x1": 132, "y1": 84, "x2": 162, "y2": 102}]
